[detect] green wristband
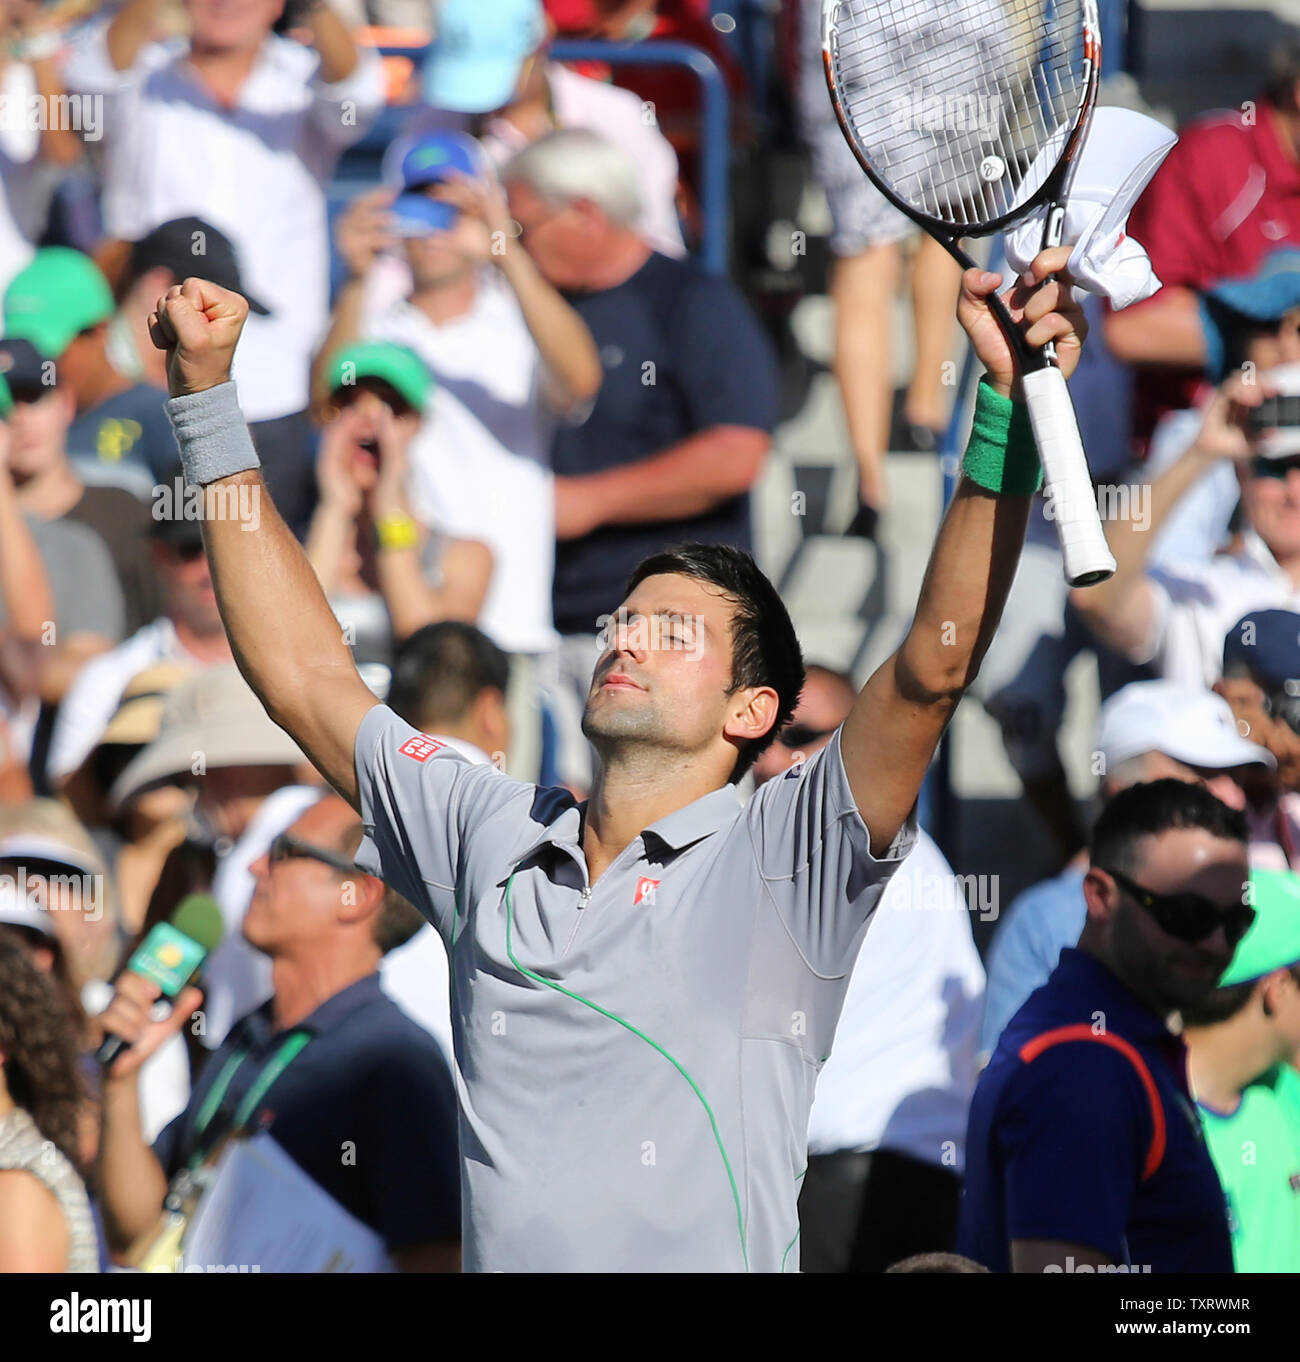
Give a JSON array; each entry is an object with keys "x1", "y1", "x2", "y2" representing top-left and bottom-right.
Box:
[{"x1": 961, "y1": 378, "x2": 1043, "y2": 496}]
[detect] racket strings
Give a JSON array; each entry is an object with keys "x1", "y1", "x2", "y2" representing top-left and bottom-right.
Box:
[{"x1": 826, "y1": 0, "x2": 1090, "y2": 228}]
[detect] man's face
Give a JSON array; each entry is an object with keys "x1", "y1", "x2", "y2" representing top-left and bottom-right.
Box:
[
  {"x1": 1098, "y1": 828, "x2": 1250, "y2": 1014},
  {"x1": 5, "y1": 387, "x2": 73, "y2": 481},
  {"x1": 185, "y1": 0, "x2": 283, "y2": 51},
  {"x1": 401, "y1": 190, "x2": 483, "y2": 290},
  {"x1": 582, "y1": 573, "x2": 772, "y2": 774},
  {"x1": 1240, "y1": 331, "x2": 1300, "y2": 559},
  {"x1": 154, "y1": 540, "x2": 222, "y2": 635},
  {"x1": 505, "y1": 181, "x2": 594, "y2": 291},
  {"x1": 243, "y1": 797, "x2": 358, "y2": 955},
  {"x1": 751, "y1": 671, "x2": 853, "y2": 786}
]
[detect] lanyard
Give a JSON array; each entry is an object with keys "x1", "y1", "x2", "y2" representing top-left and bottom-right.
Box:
[{"x1": 187, "y1": 1030, "x2": 311, "y2": 1170}]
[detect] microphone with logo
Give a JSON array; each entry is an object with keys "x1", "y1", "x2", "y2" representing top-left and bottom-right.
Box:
[{"x1": 95, "y1": 894, "x2": 225, "y2": 1068}]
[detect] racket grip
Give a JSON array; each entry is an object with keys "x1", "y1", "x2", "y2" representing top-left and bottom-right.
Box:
[{"x1": 1021, "y1": 367, "x2": 1117, "y2": 587}]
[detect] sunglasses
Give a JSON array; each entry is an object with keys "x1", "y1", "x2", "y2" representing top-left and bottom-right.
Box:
[
  {"x1": 268, "y1": 833, "x2": 359, "y2": 876},
  {"x1": 1101, "y1": 866, "x2": 1255, "y2": 945},
  {"x1": 777, "y1": 723, "x2": 838, "y2": 750},
  {"x1": 1249, "y1": 455, "x2": 1300, "y2": 480}
]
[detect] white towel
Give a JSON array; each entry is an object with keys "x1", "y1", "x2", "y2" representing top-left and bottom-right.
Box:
[{"x1": 1003, "y1": 106, "x2": 1178, "y2": 311}]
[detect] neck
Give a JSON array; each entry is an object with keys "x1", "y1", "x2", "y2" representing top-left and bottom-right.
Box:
[
  {"x1": 188, "y1": 41, "x2": 261, "y2": 103},
  {"x1": 172, "y1": 617, "x2": 234, "y2": 663},
  {"x1": 583, "y1": 750, "x2": 725, "y2": 883},
  {"x1": 410, "y1": 273, "x2": 478, "y2": 326},
  {"x1": 270, "y1": 950, "x2": 377, "y2": 1033},
  {"x1": 0, "y1": 1084, "x2": 12, "y2": 1117},
  {"x1": 1077, "y1": 932, "x2": 1172, "y2": 1022},
  {"x1": 577, "y1": 236, "x2": 652, "y2": 294},
  {"x1": 1186, "y1": 1015, "x2": 1278, "y2": 1113},
  {"x1": 16, "y1": 462, "x2": 82, "y2": 519}
]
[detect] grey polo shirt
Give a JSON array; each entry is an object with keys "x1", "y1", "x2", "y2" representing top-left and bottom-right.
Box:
[{"x1": 355, "y1": 704, "x2": 917, "y2": 1272}]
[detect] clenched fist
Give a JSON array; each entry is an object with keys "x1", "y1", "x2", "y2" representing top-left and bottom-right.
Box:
[{"x1": 148, "y1": 278, "x2": 249, "y2": 398}]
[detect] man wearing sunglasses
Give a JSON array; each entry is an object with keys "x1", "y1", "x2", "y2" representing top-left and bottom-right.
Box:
[
  {"x1": 96, "y1": 792, "x2": 461, "y2": 1271},
  {"x1": 960, "y1": 779, "x2": 1250, "y2": 1274},
  {"x1": 1073, "y1": 249, "x2": 1300, "y2": 689}
]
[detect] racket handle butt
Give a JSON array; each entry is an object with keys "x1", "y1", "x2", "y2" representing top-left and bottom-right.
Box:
[{"x1": 1021, "y1": 367, "x2": 1117, "y2": 589}]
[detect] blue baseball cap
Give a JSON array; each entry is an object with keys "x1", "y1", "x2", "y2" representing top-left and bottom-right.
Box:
[
  {"x1": 421, "y1": 0, "x2": 546, "y2": 114},
  {"x1": 1224, "y1": 610, "x2": 1300, "y2": 692},
  {"x1": 1202, "y1": 249, "x2": 1300, "y2": 381},
  {"x1": 399, "y1": 131, "x2": 483, "y2": 191}
]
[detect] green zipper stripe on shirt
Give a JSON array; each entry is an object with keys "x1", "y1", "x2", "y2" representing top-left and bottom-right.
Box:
[{"x1": 504, "y1": 871, "x2": 750, "y2": 1272}]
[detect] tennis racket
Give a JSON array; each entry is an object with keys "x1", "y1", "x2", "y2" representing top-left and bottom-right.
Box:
[{"x1": 822, "y1": 0, "x2": 1116, "y2": 586}]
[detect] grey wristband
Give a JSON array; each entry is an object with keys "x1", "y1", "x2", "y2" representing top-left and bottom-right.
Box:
[{"x1": 165, "y1": 381, "x2": 262, "y2": 486}]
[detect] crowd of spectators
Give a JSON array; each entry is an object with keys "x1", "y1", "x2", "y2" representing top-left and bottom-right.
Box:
[{"x1": 0, "y1": 0, "x2": 1299, "y2": 1277}]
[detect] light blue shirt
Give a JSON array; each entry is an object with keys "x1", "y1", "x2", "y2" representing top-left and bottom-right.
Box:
[{"x1": 978, "y1": 867, "x2": 1086, "y2": 1057}]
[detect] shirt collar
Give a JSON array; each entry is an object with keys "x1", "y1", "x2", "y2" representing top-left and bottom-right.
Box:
[
  {"x1": 246, "y1": 972, "x2": 384, "y2": 1046},
  {"x1": 1053, "y1": 947, "x2": 1176, "y2": 1043},
  {"x1": 1239, "y1": 528, "x2": 1292, "y2": 584},
  {"x1": 512, "y1": 784, "x2": 743, "y2": 866}
]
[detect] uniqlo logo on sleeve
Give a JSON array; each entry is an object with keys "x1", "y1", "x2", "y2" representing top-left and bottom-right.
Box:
[
  {"x1": 399, "y1": 734, "x2": 447, "y2": 763},
  {"x1": 633, "y1": 877, "x2": 660, "y2": 906}
]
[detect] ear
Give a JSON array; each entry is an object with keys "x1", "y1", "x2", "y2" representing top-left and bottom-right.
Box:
[
  {"x1": 1259, "y1": 966, "x2": 1296, "y2": 1019},
  {"x1": 1082, "y1": 866, "x2": 1116, "y2": 926},
  {"x1": 335, "y1": 871, "x2": 384, "y2": 928},
  {"x1": 723, "y1": 686, "x2": 780, "y2": 749}
]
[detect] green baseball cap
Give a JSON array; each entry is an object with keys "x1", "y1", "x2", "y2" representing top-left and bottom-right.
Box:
[
  {"x1": 3, "y1": 247, "x2": 115, "y2": 359},
  {"x1": 0, "y1": 376, "x2": 11, "y2": 417},
  {"x1": 1220, "y1": 867, "x2": 1300, "y2": 986},
  {"x1": 325, "y1": 342, "x2": 433, "y2": 414}
]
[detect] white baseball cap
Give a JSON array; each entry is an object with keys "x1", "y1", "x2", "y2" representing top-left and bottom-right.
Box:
[{"x1": 1098, "y1": 680, "x2": 1275, "y2": 772}]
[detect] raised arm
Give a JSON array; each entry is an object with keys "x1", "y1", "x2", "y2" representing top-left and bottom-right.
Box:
[
  {"x1": 842, "y1": 249, "x2": 1086, "y2": 855},
  {"x1": 150, "y1": 279, "x2": 378, "y2": 808},
  {"x1": 105, "y1": 0, "x2": 167, "y2": 72},
  {"x1": 435, "y1": 174, "x2": 602, "y2": 413},
  {"x1": 1069, "y1": 370, "x2": 1264, "y2": 658}
]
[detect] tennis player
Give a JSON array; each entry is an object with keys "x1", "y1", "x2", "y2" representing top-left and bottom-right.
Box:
[{"x1": 148, "y1": 246, "x2": 1086, "y2": 1272}]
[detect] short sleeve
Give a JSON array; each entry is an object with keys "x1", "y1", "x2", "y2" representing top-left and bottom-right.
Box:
[
  {"x1": 998, "y1": 1043, "x2": 1150, "y2": 1262},
  {"x1": 743, "y1": 725, "x2": 916, "y2": 976},
  {"x1": 673, "y1": 276, "x2": 780, "y2": 434},
  {"x1": 353, "y1": 705, "x2": 521, "y2": 940},
  {"x1": 359, "y1": 1037, "x2": 461, "y2": 1249}
]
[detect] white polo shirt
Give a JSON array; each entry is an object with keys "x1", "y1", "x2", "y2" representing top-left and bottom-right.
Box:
[
  {"x1": 1136, "y1": 529, "x2": 1300, "y2": 686},
  {"x1": 364, "y1": 282, "x2": 559, "y2": 654},
  {"x1": 62, "y1": 26, "x2": 384, "y2": 422},
  {"x1": 805, "y1": 829, "x2": 986, "y2": 1169},
  {"x1": 0, "y1": 61, "x2": 45, "y2": 296}
]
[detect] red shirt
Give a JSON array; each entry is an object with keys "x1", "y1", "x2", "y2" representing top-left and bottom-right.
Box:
[{"x1": 1123, "y1": 100, "x2": 1300, "y2": 447}]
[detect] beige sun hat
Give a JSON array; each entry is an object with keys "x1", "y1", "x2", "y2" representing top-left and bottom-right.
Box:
[
  {"x1": 110, "y1": 664, "x2": 305, "y2": 809},
  {"x1": 99, "y1": 662, "x2": 192, "y2": 748}
]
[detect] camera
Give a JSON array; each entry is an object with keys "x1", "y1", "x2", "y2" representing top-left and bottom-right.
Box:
[{"x1": 1249, "y1": 361, "x2": 1300, "y2": 458}]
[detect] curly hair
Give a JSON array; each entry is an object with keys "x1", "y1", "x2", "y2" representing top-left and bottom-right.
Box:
[{"x1": 0, "y1": 933, "x2": 85, "y2": 1173}]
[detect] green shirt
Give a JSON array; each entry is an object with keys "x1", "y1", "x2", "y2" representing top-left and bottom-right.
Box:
[{"x1": 1199, "y1": 1066, "x2": 1300, "y2": 1273}]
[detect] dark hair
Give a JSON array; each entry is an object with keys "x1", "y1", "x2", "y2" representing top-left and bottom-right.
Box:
[
  {"x1": 625, "y1": 544, "x2": 804, "y2": 780},
  {"x1": 336, "y1": 821, "x2": 426, "y2": 955},
  {"x1": 1267, "y1": 40, "x2": 1300, "y2": 109},
  {"x1": 1090, "y1": 779, "x2": 1249, "y2": 877},
  {"x1": 885, "y1": 1252, "x2": 990, "y2": 1274},
  {"x1": 0, "y1": 932, "x2": 86, "y2": 1173},
  {"x1": 387, "y1": 623, "x2": 510, "y2": 733},
  {"x1": 1180, "y1": 979, "x2": 1259, "y2": 1028}
]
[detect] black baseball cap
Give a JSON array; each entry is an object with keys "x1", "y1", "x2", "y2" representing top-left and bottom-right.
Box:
[
  {"x1": 128, "y1": 218, "x2": 271, "y2": 315},
  {"x1": 0, "y1": 337, "x2": 58, "y2": 401}
]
